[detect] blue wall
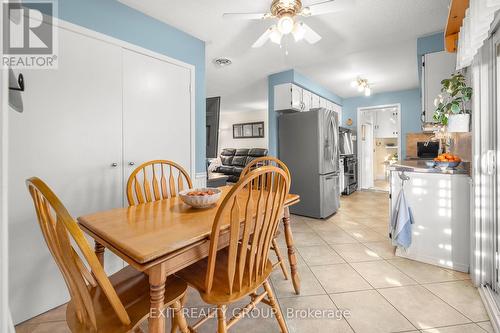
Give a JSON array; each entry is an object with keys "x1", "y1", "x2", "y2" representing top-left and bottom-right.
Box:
[
  {"x1": 342, "y1": 89, "x2": 421, "y2": 159},
  {"x1": 268, "y1": 69, "x2": 343, "y2": 156},
  {"x1": 341, "y1": 32, "x2": 445, "y2": 159},
  {"x1": 43, "y1": 0, "x2": 206, "y2": 173},
  {"x1": 417, "y1": 32, "x2": 445, "y2": 86}
]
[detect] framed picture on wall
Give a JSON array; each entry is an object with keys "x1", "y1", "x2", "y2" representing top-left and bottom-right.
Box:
[
  {"x1": 233, "y1": 124, "x2": 243, "y2": 138},
  {"x1": 233, "y1": 121, "x2": 264, "y2": 139}
]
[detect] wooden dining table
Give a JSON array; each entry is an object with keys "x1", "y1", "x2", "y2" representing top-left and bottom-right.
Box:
[{"x1": 77, "y1": 185, "x2": 300, "y2": 333}]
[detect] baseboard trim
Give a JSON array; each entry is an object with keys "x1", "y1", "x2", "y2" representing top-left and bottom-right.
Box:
[
  {"x1": 479, "y1": 285, "x2": 500, "y2": 333},
  {"x1": 194, "y1": 172, "x2": 207, "y2": 188}
]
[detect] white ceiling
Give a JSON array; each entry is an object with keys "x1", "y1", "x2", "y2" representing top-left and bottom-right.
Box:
[{"x1": 118, "y1": 0, "x2": 450, "y2": 112}]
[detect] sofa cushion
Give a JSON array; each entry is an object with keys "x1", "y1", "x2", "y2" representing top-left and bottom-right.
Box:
[
  {"x1": 248, "y1": 148, "x2": 268, "y2": 157},
  {"x1": 220, "y1": 155, "x2": 233, "y2": 166},
  {"x1": 232, "y1": 155, "x2": 247, "y2": 167},
  {"x1": 221, "y1": 148, "x2": 236, "y2": 156},
  {"x1": 232, "y1": 167, "x2": 244, "y2": 176},
  {"x1": 235, "y1": 148, "x2": 250, "y2": 156},
  {"x1": 218, "y1": 166, "x2": 234, "y2": 174}
]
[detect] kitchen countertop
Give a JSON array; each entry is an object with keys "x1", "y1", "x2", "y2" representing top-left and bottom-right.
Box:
[{"x1": 387, "y1": 160, "x2": 470, "y2": 175}]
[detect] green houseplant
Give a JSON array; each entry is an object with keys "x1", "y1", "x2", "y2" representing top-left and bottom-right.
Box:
[{"x1": 433, "y1": 73, "x2": 472, "y2": 132}]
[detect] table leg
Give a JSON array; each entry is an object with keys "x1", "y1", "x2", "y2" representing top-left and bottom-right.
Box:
[
  {"x1": 94, "y1": 241, "x2": 105, "y2": 267},
  {"x1": 149, "y1": 263, "x2": 167, "y2": 333},
  {"x1": 282, "y1": 207, "x2": 300, "y2": 294}
]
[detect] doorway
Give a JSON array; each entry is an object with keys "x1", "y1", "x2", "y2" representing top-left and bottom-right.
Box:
[{"x1": 357, "y1": 104, "x2": 402, "y2": 192}]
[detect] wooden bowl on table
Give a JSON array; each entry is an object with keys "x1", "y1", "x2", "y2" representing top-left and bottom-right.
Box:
[{"x1": 179, "y1": 188, "x2": 222, "y2": 209}]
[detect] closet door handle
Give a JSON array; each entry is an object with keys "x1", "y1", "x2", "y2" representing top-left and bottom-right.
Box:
[
  {"x1": 111, "y1": 162, "x2": 118, "y2": 168},
  {"x1": 129, "y1": 162, "x2": 135, "y2": 166}
]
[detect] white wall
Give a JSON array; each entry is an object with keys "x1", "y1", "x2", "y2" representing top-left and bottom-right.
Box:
[{"x1": 218, "y1": 110, "x2": 268, "y2": 154}]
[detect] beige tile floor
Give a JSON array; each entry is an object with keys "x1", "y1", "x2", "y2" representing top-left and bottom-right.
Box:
[{"x1": 15, "y1": 191, "x2": 493, "y2": 333}]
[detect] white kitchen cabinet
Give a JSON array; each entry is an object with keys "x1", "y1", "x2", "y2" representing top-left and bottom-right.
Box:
[
  {"x1": 302, "y1": 89, "x2": 312, "y2": 112},
  {"x1": 311, "y1": 94, "x2": 320, "y2": 109},
  {"x1": 422, "y1": 51, "x2": 457, "y2": 123},
  {"x1": 390, "y1": 171, "x2": 471, "y2": 272},
  {"x1": 8, "y1": 24, "x2": 194, "y2": 324},
  {"x1": 375, "y1": 109, "x2": 399, "y2": 138},
  {"x1": 274, "y1": 83, "x2": 306, "y2": 112},
  {"x1": 319, "y1": 97, "x2": 327, "y2": 109}
]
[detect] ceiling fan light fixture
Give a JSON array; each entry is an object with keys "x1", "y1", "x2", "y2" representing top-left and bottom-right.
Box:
[
  {"x1": 277, "y1": 15, "x2": 295, "y2": 35},
  {"x1": 292, "y1": 22, "x2": 306, "y2": 41},
  {"x1": 269, "y1": 26, "x2": 283, "y2": 44}
]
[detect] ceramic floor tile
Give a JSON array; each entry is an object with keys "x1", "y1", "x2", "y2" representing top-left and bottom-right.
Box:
[
  {"x1": 477, "y1": 321, "x2": 494, "y2": 333},
  {"x1": 344, "y1": 228, "x2": 387, "y2": 242},
  {"x1": 310, "y1": 264, "x2": 372, "y2": 294},
  {"x1": 350, "y1": 261, "x2": 417, "y2": 288},
  {"x1": 421, "y1": 323, "x2": 489, "y2": 333},
  {"x1": 378, "y1": 285, "x2": 471, "y2": 330},
  {"x1": 307, "y1": 221, "x2": 344, "y2": 232},
  {"x1": 330, "y1": 289, "x2": 416, "y2": 333},
  {"x1": 387, "y1": 258, "x2": 470, "y2": 284},
  {"x1": 331, "y1": 219, "x2": 366, "y2": 230},
  {"x1": 423, "y1": 280, "x2": 489, "y2": 322},
  {"x1": 290, "y1": 232, "x2": 327, "y2": 246},
  {"x1": 363, "y1": 241, "x2": 395, "y2": 258},
  {"x1": 16, "y1": 321, "x2": 70, "y2": 333},
  {"x1": 271, "y1": 264, "x2": 325, "y2": 298},
  {"x1": 317, "y1": 229, "x2": 359, "y2": 244},
  {"x1": 279, "y1": 295, "x2": 354, "y2": 333},
  {"x1": 369, "y1": 226, "x2": 391, "y2": 237},
  {"x1": 297, "y1": 245, "x2": 345, "y2": 266},
  {"x1": 330, "y1": 243, "x2": 383, "y2": 262}
]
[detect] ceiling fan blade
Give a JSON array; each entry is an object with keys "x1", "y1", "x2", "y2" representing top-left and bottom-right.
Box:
[
  {"x1": 223, "y1": 12, "x2": 270, "y2": 20},
  {"x1": 301, "y1": 23, "x2": 322, "y2": 44},
  {"x1": 301, "y1": 0, "x2": 356, "y2": 16},
  {"x1": 252, "y1": 27, "x2": 273, "y2": 48}
]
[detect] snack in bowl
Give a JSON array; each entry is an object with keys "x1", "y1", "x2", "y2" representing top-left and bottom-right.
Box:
[
  {"x1": 179, "y1": 188, "x2": 221, "y2": 208},
  {"x1": 433, "y1": 153, "x2": 461, "y2": 169}
]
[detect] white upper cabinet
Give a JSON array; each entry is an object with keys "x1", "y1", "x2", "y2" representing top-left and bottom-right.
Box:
[
  {"x1": 375, "y1": 109, "x2": 399, "y2": 138},
  {"x1": 275, "y1": 83, "x2": 304, "y2": 112},
  {"x1": 422, "y1": 51, "x2": 457, "y2": 123},
  {"x1": 311, "y1": 94, "x2": 320, "y2": 109},
  {"x1": 319, "y1": 97, "x2": 327, "y2": 109},
  {"x1": 274, "y1": 83, "x2": 340, "y2": 115},
  {"x1": 302, "y1": 89, "x2": 312, "y2": 112}
]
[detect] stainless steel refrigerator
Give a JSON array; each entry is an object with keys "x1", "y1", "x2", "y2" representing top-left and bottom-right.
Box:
[{"x1": 278, "y1": 108, "x2": 340, "y2": 218}]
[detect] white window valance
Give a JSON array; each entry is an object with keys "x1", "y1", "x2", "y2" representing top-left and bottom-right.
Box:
[{"x1": 456, "y1": 0, "x2": 500, "y2": 69}]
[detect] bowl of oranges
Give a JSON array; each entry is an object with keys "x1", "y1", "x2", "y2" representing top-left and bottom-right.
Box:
[
  {"x1": 179, "y1": 188, "x2": 222, "y2": 209},
  {"x1": 433, "y1": 153, "x2": 462, "y2": 169}
]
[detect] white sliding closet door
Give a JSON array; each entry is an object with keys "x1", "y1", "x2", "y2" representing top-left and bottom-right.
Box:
[
  {"x1": 122, "y1": 49, "x2": 192, "y2": 180},
  {"x1": 8, "y1": 28, "x2": 124, "y2": 323}
]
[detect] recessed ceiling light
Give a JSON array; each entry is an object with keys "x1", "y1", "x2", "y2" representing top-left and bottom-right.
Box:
[{"x1": 213, "y1": 57, "x2": 232, "y2": 67}]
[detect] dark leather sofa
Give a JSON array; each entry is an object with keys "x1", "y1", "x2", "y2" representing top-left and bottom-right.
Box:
[{"x1": 216, "y1": 148, "x2": 268, "y2": 183}]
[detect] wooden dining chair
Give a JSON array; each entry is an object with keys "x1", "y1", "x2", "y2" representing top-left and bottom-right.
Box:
[
  {"x1": 240, "y1": 156, "x2": 291, "y2": 281},
  {"x1": 26, "y1": 177, "x2": 190, "y2": 333},
  {"x1": 126, "y1": 160, "x2": 193, "y2": 206},
  {"x1": 176, "y1": 166, "x2": 290, "y2": 333}
]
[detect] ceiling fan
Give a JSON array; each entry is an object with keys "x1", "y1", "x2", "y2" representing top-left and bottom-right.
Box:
[{"x1": 223, "y1": 0, "x2": 355, "y2": 48}]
